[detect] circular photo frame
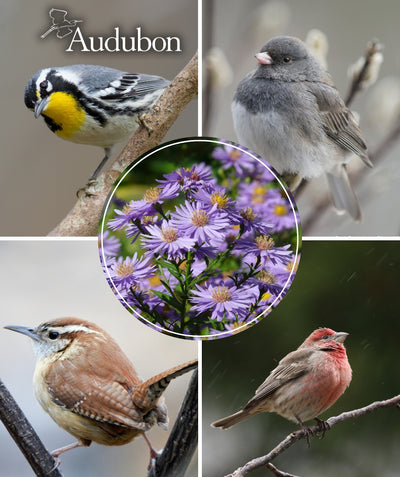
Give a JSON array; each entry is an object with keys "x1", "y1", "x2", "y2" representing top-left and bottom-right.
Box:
[{"x1": 99, "y1": 138, "x2": 301, "y2": 339}]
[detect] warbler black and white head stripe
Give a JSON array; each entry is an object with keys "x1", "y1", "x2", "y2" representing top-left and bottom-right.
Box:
[{"x1": 24, "y1": 64, "x2": 170, "y2": 186}]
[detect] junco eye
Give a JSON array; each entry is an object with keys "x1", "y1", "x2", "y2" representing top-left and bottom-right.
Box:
[{"x1": 283, "y1": 56, "x2": 292, "y2": 63}]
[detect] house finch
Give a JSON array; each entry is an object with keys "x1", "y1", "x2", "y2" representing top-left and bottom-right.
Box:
[{"x1": 211, "y1": 328, "x2": 352, "y2": 433}]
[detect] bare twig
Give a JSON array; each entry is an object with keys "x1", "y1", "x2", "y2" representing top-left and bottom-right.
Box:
[
  {"x1": 345, "y1": 39, "x2": 383, "y2": 107},
  {"x1": 266, "y1": 463, "x2": 300, "y2": 477},
  {"x1": 0, "y1": 379, "x2": 63, "y2": 477},
  {"x1": 148, "y1": 369, "x2": 198, "y2": 477},
  {"x1": 225, "y1": 395, "x2": 400, "y2": 477},
  {"x1": 48, "y1": 52, "x2": 198, "y2": 237}
]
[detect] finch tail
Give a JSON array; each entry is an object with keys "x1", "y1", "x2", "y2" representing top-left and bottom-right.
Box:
[
  {"x1": 326, "y1": 165, "x2": 362, "y2": 221},
  {"x1": 211, "y1": 410, "x2": 250, "y2": 430},
  {"x1": 133, "y1": 359, "x2": 197, "y2": 410}
]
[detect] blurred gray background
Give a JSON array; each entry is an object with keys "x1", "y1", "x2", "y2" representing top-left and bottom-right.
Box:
[
  {"x1": 0, "y1": 0, "x2": 197, "y2": 235},
  {"x1": 0, "y1": 240, "x2": 198, "y2": 477},
  {"x1": 203, "y1": 0, "x2": 400, "y2": 235}
]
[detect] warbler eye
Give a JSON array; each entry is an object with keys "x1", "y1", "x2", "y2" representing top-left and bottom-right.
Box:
[
  {"x1": 48, "y1": 331, "x2": 59, "y2": 340},
  {"x1": 39, "y1": 80, "x2": 49, "y2": 96}
]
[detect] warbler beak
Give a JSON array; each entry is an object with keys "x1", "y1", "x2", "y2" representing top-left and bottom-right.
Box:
[
  {"x1": 4, "y1": 324, "x2": 41, "y2": 342},
  {"x1": 34, "y1": 97, "x2": 48, "y2": 118},
  {"x1": 332, "y1": 331, "x2": 349, "y2": 344},
  {"x1": 255, "y1": 51, "x2": 273, "y2": 65}
]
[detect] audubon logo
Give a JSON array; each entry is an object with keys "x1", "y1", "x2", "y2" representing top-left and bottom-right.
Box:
[{"x1": 41, "y1": 8, "x2": 182, "y2": 53}]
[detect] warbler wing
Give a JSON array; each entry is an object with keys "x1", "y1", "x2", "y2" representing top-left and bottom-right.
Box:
[{"x1": 99, "y1": 73, "x2": 170, "y2": 101}]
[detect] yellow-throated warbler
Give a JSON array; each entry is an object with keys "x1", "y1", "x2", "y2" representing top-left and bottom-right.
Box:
[{"x1": 24, "y1": 64, "x2": 170, "y2": 188}]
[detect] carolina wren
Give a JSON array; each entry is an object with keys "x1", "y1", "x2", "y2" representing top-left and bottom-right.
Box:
[{"x1": 4, "y1": 317, "x2": 197, "y2": 462}]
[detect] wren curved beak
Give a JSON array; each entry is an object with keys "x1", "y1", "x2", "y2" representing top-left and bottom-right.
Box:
[{"x1": 4, "y1": 324, "x2": 41, "y2": 342}]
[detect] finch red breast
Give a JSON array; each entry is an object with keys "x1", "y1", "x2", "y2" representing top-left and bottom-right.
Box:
[{"x1": 211, "y1": 328, "x2": 352, "y2": 431}]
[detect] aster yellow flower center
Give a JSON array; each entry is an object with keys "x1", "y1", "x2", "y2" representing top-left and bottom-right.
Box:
[
  {"x1": 258, "y1": 269, "x2": 276, "y2": 284},
  {"x1": 144, "y1": 187, "x2": 160, "y2": 203},
  {"x1": 229, "y1": 149, "x2": 241, "y2": 161},
  {"x1": 190, "y1": 171, "x2": 201, "y2": 181},
  {"x1": 211, "y1": 286, "x2": 231, "y2": 303},
  {"x1": 240, "y1": 207, "x2": 257, "y2": 222},
  {"x1": 261, "y1": 291, "x2": 272, "y2": 301},
  {"x1": 252, "y1": 186, "x2": 267, "y2": 205},
  {"x1": 115, "y1": 262, "x2": 134, "y2": 277},
  {"x1": 274, "y1": 204, "x2": 288, "y2": 216},
  {"x1": 211, "y1": 191, "x2": 229, "y2": 208},
  {"x1": 122, "y1": 203, "x2": 136, "y2": 214},
  {"x1": 142, "y1": 215, "x2": 155, "y2": 225},
  {"x1": 148, "y1": 275, "x2": 162, "y2": 287},
  {"x1": 161, "y1": 226, "x2": 178, "y2": 243},
  {"x1": 255, "y1": 235, "x2": 275, "y2": 251},
  {"x1": 191, "y1": 209, "x2": 209, "y2": 227}
]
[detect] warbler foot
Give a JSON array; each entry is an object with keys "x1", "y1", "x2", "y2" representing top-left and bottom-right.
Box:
[
  {"x1": 139, "y1": 113, "x2": 152, "y2": 136},
  {"x1": 76, "y1": 179, "x2": 97, "y2": 198}
]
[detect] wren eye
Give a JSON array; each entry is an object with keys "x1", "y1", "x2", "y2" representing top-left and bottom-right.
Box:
[
  {"x1": 283, "y1": 56, "x2": 292, "y2": 63},
  {"x1": 48, "y1": 331, "x2": 59, "y2": 340}
]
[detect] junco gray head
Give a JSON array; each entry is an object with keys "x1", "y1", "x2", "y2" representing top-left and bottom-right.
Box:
[{"x1": 232, "y1": 35, "x2": 372, "y2": 220}]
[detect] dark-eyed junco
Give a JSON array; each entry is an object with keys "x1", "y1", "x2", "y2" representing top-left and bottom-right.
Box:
[{"x1": 232, "y1": 36, "x2": 372, "y2": 220}]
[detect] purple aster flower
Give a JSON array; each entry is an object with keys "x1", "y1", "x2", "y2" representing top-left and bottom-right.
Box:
[
  {"x1": 107, "y1": 254, "x2": 156, "y2": 291},
  {"x1": 237, "y1": 182, "x2": 282, "y2": 212},
  {"x1": 126, "y1": 215, "x2": 160, "y2": 243},
  {"x1": 264, "y1": 199, "x2": 298, "y2": 231},
  {"x1": 170, "y1": 201, "x2": 230, "y2": 245},
  {"x1": 190, "y1": 282, "x2": 259, "y2": 321},
  {"x1": 236, "y1": 235, "x2": 293, "y2": 267},
  {"x1": 192, "y1": 186, "x2": 241, "y2": 222},
  {"x1": 212, "y1": 144, "x2": 256, "y2": 177},
  {"x1": 100, "y1": 231, "x2": 121, "y2": 257},
  {"x1": 141, "y1": 221, "x2": 196, "y2": 259},
  {"x1": 108, "y1": 200, "x2": 143, "y2": 230},
  {"x1": 158, "y1": 163, "x2": 216, "y2": 193},
  {"x1": 132, "y1": 182, "x2": 181, "y2": 217},
  {"x1": 238, "y1": 207, "x2": 272, "y2": 235}
]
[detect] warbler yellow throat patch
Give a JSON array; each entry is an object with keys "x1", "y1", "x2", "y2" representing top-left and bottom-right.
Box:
[{"x1": 43, "y1": 91, "x2": 86, "y2": 139}]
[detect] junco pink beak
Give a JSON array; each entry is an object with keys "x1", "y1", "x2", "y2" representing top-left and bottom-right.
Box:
[{"x1": 255, "y1": 51, "x2": 273, "y2": 65}]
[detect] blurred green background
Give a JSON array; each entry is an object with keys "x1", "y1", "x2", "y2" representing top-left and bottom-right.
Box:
[{"x1": 203, "y1": 240, "x2": 400, "y2": 477}]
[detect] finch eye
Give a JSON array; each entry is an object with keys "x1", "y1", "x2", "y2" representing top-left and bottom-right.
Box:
[
  {"x1": 322, "y1": 335, "x2": 330, "y2": 340},
  {"x1": 283, "y1": 56, "x2": 292, "y2": 63},
  {"x1": 48, "y1": 331, "x2": 59, "y2": 340}
]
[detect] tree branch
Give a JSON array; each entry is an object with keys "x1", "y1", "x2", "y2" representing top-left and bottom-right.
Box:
[
  {"x1": 224, "y1": 394, "x2": 400, "y2": 477},
  {"x1": 148, "y1": 369, "x2": 198, "y2": 477},
  {"x1": 0, "y1": 378, "x2": 63, "y2": 477},
  {"x1": 48, "y1": 52, "x2": 198, "y2": 237}
]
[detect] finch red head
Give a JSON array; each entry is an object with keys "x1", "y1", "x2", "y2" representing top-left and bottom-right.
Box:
[{"x1": 211, "y1": 328, "x2": 352, "y2": 430}]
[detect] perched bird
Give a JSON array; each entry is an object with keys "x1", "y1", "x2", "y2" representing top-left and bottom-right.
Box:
[
  {"x1": 212, "y1": 328, "x2": 352, "y2": 439},
  {"x1": 232, "y1": 36, "x2": 372, "y2": 220},
  {"x1": 4, "y1": 317, "x2": 197, "y2": 462},
  {"x1": 24, "y1": 65, "x2": 170, "y2": 192}
]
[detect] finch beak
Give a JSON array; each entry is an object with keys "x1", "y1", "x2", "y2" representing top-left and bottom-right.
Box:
[
  {"x1": 255, "y1": 51, "x2": 273, "y2": 65},
  {"x1": 332, "y1": 332, "x2": 349, "y2": 344},
  {"x1": 4, "y1": 325, "x2": 41, "y2": 342},
  {"x1": 34, "y1": 98, "x2": 48, "y2": 118}
]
